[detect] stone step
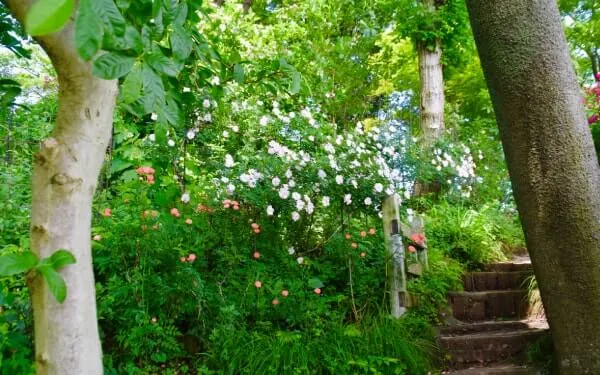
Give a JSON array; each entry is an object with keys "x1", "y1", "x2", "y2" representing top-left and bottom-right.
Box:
[
  {"x1": 439, "y1": 328, "x2": 548, "y2": 368},
  {"x1": 442, "y1": 364, "x2": 541, "y2": 374},
  {"x1": 484, "y1": 263, "x2": 533, "y2": 273},
  {"x1": 448, "y1": 290, "x2": 529, "y2": 321},
  {"x1": 438, "y1": 321, "x2": 530, "y2": 336},
  {"x1": 463, "y1": 271, "x2": 533, "y2": 292}
]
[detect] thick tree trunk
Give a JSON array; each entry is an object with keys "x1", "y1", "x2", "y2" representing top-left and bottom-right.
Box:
[
  {"x1": 467, "y1": 1, "x2": 600, "y2": 373},
  {"x1": 5, "y1": 1, "x2": 118, "y2": 374}
]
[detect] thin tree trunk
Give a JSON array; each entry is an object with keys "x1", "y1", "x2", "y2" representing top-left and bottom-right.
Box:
[
  {"x1": 591, "y1": 49, "x2": 599, "y2": 82},
  {"x1": 5, "y1": 1, "x2": 118, "y2": 374},
  {"x1": 418, "y1": 0, "x2": 445, "y2": 143},
  {"x1": 467, "y1": 0, "x2": 600, "y2": 373}
]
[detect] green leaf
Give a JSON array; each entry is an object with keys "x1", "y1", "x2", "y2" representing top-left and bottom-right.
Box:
[
  {"x1": 75, "y1": 0, "x2": 104, "y2": 60},
  {"x1": 92, "y1": 52, "x2": 135, "y2": 79},
  {"x1": 308, "y1": 277, "x2": 324, "y2": 289},
  {"x1": 25, "y1": 0, "x2": 74, "y2": 36},
  {"x1": 172, "y1": 2, "x2": 188, "y2": 26},
  {"x1": 170, "y1": 25, "x2": 193, "y2": 61},
  {"x1": 121, "y1": 63, "x2": 142, "y2": 103},
  {"x1": 146, "y1": 50, "x2": 183, "y2": 77},
  {"x1": 93, "y1": 0, "x2": 126, "y2": 36},
  {"x1": 233, "y1": 64, "x2": 244, "y2": 83},
  {"x1": 0, "y1": 251, "x2": 39, "y2": 276},
  {"x1": 158, "y1": 96, "x2": 181, "y2": 126},
  {"x1": 37, "y1": 265, "x2": 67, "y2": 303},
  {"x1": 49, "y1": 250, "x2": 76, "y2": 270},
  {"x1": 290, "y1": 71, "x2": 302, "y2": 94},
  {"x1": 142, "y1": 64, "x2": 165, "y2": 113}
]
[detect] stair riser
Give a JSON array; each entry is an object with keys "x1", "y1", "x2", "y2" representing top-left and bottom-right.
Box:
[
  {"x1": 463, "y1": 271, "x2": 533, "y2": 292},
  {"x1": 484, "y1": 263, "x2": 533, "y2": 272},
  {"x1": 449, "y1": 291, "x2": 529, "y2": 322},
  {"x1": 441, "y1": 331, "x2": 547, "y2": 367}
]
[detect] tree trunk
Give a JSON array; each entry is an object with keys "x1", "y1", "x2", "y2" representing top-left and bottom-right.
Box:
[
  {"x1": 467, "y1": 1, "x2": 600, "y2": 373},
  {"x1": 5, "y1": 1, "x2": 118, "y2": 374},
  {"x1": 418, "y1": 0, "x2": 445, "y2": 143}
]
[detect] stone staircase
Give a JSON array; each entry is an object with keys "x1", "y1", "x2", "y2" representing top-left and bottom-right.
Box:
[{"x1": 438, "y1": 258, "x2": 549, "y2": 374}]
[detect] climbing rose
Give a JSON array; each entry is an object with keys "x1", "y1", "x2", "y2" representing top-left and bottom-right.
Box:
[
  {"x1": 170, "y1": 208, "x2": 181, "y2": 218},
  {"x1": 187, "y1": 253, "x2": 196, "y2": 262},
  {"x1": 180, "y1": 256, "x2": 187, "y2": 262},
  {"x1": 360, "y1": 252, "x2": 366, "y2": 258},
  {"x1": 360, "y1": 231, "x2": 367, "y2": 237},
  {"x1": 272, "y1": 299, "x2": 280, "y2": 305},
  {"x1": 408, "y1": 245, "x2": 417, "y2": 253},
  {"x1": 314, "y1": 288, "x2": 321, "y2": 295},
  {"x1": 254, "y1": 280, "x2": 262, "y2": 288},
  {"x1": 185, "y1": 218, "x2": 193, "y2": 225},
  {"x1": 368, "y1": 228, "x2": 376, "y2": 235},
  {"x1": 281, "y1": 290, "x2": 289, "y2": 297},
  {"x1": 345, "y1": 233, "x2": 352, "y2": 239},
  {"x1": 351, "y1": 242, "x2": 358, "y2": 249},
  {"x1": 93, "y1": 235, "x2": 102, "y2": 241},
  {"x1": 253, "y1": 251, "x2": 261, "y2": 259},
  {"x1": 102, "y1": 208, "x2": 112, "y2": 217}
]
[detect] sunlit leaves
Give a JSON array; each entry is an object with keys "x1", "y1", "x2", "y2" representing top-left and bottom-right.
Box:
[
  {"x1": 25, "y1": 0, "x2": 73, "y2": 36},
  {"x1": 92, "y1": 52, "x2": 135, "y2": 79}
]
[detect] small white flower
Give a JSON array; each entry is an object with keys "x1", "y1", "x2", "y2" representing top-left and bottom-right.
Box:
[
  {"x1": 296, "y1": 256, "x2": 304, "y2": 264},
  {"x1": 292, "y1": 211, "x2": 300, "y2": 221},
  {"x1": 288, "y1": 247, "x2": 296, "y2": 255},
  {"x1": 374, "y1": 183, "x2": 384, "y2": 193},
  {"x1": 222, "y1": 130, "x2": 229, "y2": 138},
  {"x1": 231, "y1": 125, "x2": 239, "y2": 132},
  {"x1": 181, "y1": 192, "x2": 191, "y2": 203},
  {"x1": 183, "y1": 87, "x2": 191, "y2": 93},
  {"x1": 296, "y1": 200, "x2": 305, "y2": 210},
  {"x1": 148, "y1": 134, "x2": 156, "y2": 142},
  {"x1": 308, "y1": 135, "x2": 315, "y2": 142},
  {"x1": 364, "y1": 197, "x2": 372, "y2": 206},
  {"x1": 266, "y1": 205, "x2": 274, "y2": 216},
  {"x1": 318, "y1": 170, "x2": 327, "y2": 179},
  {"x1": 351, "y1": 179, "x2": 358, "y2": 189},
  {"x1": 279, "y1": 187, "x2": 290, "y2": 199},
  {"x1": 322, "y1": 196, "x2": 330, "y2": 207},
  {"x1": 168, "y1": 139, "x2": 175, "y2": 147},
  {"x1": 344, "y1": 194, "x2": 352, "y2": 205},
  {"x1": 219, "y1": 23, "x2": 226, "y2": 32},
  {"x1": 221, "y1": 177, "x2": 229, "y2": 183},
  {"x1": 285, "y1": 169, "x2": 293, "y2": 179},
  {"x1": 272, "y1": 177, "x2": 281, "y2": 187},
  {"x1": 306, "y1": 202, "x2": 314, "y2": 214},
  {"x1": 150, "y1": 113, "x2": 158, "y2": 121},
  {"x1": 225, "y1": 154, "x2": 235, "y2": 168},
  {"x1": 336, "y1": 175, "x2": 344, "y2": 185},
  {"x1": 210, "y1": 76, "x2": 220, "y2": 86},
  {"x1": 186, "y1": 130, "x2": 196, "y2": 140},
  {"x1": 203, "y1": 99, "x2": 211, "y2": 108},
  {"x1": 288, "y1": 179, "x2": 296, "y2": 188},
  {"x1": 203, "y1": 113, "x2": 212, "y2": 122},
  {"x1": 259, "y1": 116, "x2": 269, "y2": 126},
  {"x1": 292, "y1": 192, "x2": 301, "y2": 201},
  {"x1": 226, "y1": 183, "x2": 236, "y2": 193}
]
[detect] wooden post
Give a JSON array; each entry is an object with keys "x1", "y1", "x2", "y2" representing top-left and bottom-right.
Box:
[{"x1": 382, "y1": 194, "x2": 408, "y2": 317}]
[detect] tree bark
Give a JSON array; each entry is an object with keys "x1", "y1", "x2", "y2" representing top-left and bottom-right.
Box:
[
  {"x1": 466, "y1": 0, "x2": 600, "y2": 373},
  {"x1": 4, "y1": 1, "x2": 118, "y2": 374},
  {"x1": 417, "y1": 0, "x2": 445, "y2": 143}
]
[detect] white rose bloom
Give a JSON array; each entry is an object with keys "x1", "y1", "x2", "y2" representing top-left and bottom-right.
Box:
[
  {"x1": 296, "y1": 200, "x2": 305, "y2": 211},
  {"x1": 148, "y1": 134, "x2": 156, "y2": 142},
  {"x1": 187, "y1": 130, "x2": 196, "y2": 140},
  {"x1": 364, "y1": 197, "x2": 372, "y2": 206},
  {"x1": 181, "y1": 192, "x2": 191, "y2": 203},
  {"x1": 221, "y1": 177, "x2": 229, "y2": 183},
  {"x1": 168, "y1": 139, "x2": 175, "y2": 147},
  {"x1": 374, "y1": 183, "x2": 384, "y2": 193},
  {"x1": 291, "y1": 211, "x2": 300, "y2": 221},
  {"x1": 306, "y1": 202, "x2": 314, "y2": 214},
  {"x1": 231, "y1": 125, "x2": 239, "y2": 132},
  {"x1": 150, "y1": 113, "x2": 158, "y2": 121},
  {"x1": 288, "y1": 179, "x2": 296, "y2": 188},
  {"x1": 259, "y1": 116, "x2": 269, "y2": 126},
  {"x1": 285, "y1": 169, "x2": 293, "y2": 178},
  {"x1": 279, "y1": 187, "x2": 290, "y2": 199},
  {"x1": 226, "y1": 183, "x2": 236, "y2": 193},
  {"x1": 272, "y1": 177, "x2": 281, "y2": 187},
  {"x1": 203, "y1": 99, "x2": 211, "y2": 108},
  {"x1": 210, "y1": 76, "x2": 220, "y2": 85},
  {"x1": 344, "y1": 194, "x2": 352, "y2": 205},
  {"x1": 225, "y1": 154, "x2": 235, "y2": 168},
  {"x1": 336, "y1": 175, "x2": 344, "y2": 185},
  {"x1": 288, "y1": 247, "x2": 295, "y2": 255},
  {"x1": 292, "y1": 192, "x2": 301, "y2": 201},
  {"x1": 266, "y1": 205, "x2": 275, "y2": 216},
  {"x1": 322, "y1": 196, "x2": 330, "y2": 207},
  {"x1": 318, "y1": 170, "x2": 327, "y2": 179},
  {"x1": 222, "y1": 130, "x2": 229, "y2": 138},
  {"x1": 296, "y1": 256, "x2": 304, "y2": 264},
  {"x1": 183, "y1": 87, "x2": 191, "y2": 93}
]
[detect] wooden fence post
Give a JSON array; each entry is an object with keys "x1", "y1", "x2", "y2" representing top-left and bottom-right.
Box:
[{"x1": 382, "y1": 194, "x2": 408, "y2": 317}]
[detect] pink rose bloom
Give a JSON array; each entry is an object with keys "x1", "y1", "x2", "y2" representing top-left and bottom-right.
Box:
[
  {"x1": 254, "y1": 280, "x2": 262, "y2": 288},
  {"x1": 170, "y1": 208, "x2": 180, "y2": 218}
]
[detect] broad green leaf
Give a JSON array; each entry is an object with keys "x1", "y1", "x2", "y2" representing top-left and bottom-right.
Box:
[
  {"x1": 75, "y1": 0, "x2": 103, "y2": 61},
  {"x1": 121, "y1": 63, "x2": 143, "y2": 103},
  {"x1": 37, "y1": 265, "x2": 67, "y2": 303},
  {"x1": 49, "y1": 250, "x2": 76, "y2": 270},
  {"x1": 308, "y1": 277, "x2": 324, "y2": 289},
  {"x1": 172, "y1": 3, "x2": 188, "y2": 26},
  {"x1": 25, "y1": 0, "x2": 74, "y2": 36},
  {"x1": 0, "y1": 79, "x2": 22, "y2": 107},
  {"x1": 109, "y1": 159, "x2": 132, "y2": 175},
  {"x1": 158, "y1": 97, "x2": 181, "y2": 126},
  {"x1": 0, "y1": 251, "x2": 39, "y2": 276},
  {"x1": 146, "y1": 50, "x2": 183, "y2": 77},
  {"x1": 142, "y1": 64, "x2": 165, "y2": 113},
  {"x1": 92, "y1": 52, "x2": 135, "y2": 79},
  {"x1": 170, "y1": 25, "x2": 193, "y2": 61},
  {"x1": 233, "y1": 64, "x2": 245, "y2": 83},
  {"x1": 93, "y1": 0, "x2": 126, "y2": 36}
]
